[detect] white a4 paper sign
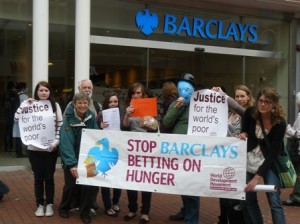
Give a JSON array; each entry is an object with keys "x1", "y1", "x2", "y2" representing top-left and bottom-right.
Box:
[{"x1": 188, "y1": 89, "x2": 228, "y2": 137}]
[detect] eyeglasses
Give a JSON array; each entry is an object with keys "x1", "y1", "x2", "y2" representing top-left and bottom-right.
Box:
[{"x1": 258, "y1": 99, "x2": 271, "y2": 105}]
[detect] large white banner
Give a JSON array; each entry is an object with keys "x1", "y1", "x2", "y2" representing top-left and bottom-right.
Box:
[
  {"x1": 77, "y1": 129, "x2": 247, "y2": 200},
  {"x1": 19, "y1": 100, "x2": 55, "y2": 150},
  {"x1": 188, "y1": 89, "x2": 228, "y2": 137}
]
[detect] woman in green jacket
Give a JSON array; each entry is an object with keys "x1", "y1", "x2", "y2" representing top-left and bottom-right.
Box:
[{"x1": 58, "y1": 93, "x2": 99, "y2": 224}]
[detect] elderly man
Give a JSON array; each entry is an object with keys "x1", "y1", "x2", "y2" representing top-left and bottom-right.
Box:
[{"x1": 63, "y1": 79, "x2": 102, "y2": 116}]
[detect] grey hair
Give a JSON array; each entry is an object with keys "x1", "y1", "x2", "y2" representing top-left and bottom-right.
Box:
[
  {"x1": 72, "y1": 93, "x2": 90, "y2": 106},
  {"x1": 77, "y1": 79, "x2": 93, "y2": 91}
]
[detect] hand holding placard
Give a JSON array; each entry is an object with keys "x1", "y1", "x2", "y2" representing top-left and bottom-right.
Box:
[{"x1": 131, "y1": 98, "x2": 157, "y2": 117}]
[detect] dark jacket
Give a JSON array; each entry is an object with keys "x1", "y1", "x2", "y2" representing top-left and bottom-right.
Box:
[{"x1": 242, "y1": 106, "x2": 286, "y2": 176}]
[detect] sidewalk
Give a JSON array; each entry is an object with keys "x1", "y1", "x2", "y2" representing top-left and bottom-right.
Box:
[{"x1": 0, "y1": 152, "x2": 299, "y2": 224}]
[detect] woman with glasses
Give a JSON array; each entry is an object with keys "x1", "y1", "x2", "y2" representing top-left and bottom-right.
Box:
[{"x1": 239, "y1": 87, "x2": 286, "y2": 224}]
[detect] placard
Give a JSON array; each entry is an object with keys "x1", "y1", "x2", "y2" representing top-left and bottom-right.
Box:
[
  {"x1": 188, "y1": 89, "x2": 228, "y2": 137},
  {"x1": 19, "y1": 100, "x2": 55, "y2": 150},
  {"x1": 131, "y1": 98, "x2": 157, "y2": 117}
]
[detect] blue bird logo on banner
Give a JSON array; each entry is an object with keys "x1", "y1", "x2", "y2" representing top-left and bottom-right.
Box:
[
  {"x1": 84, "y1": 138, "x2": 119, "y2": 178},
  {"x1": 135, "y1": 9, "x2": 158, "y2": 35}
]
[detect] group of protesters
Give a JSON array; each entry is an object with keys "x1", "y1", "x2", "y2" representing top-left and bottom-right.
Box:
[{"x1": 8, "y1": 73, "x2": 300, "y2": 224}]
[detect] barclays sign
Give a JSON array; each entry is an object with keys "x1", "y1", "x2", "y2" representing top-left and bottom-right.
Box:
[{"x1": 135, "y1": 9, "x2": 258, "y2": 43}]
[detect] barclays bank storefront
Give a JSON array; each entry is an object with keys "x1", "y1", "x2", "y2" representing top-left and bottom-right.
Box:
[{"x1": 0, "y1": 0, "x2": 299, "y2": 149}]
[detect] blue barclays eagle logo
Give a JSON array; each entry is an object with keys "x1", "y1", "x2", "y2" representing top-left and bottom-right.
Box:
[
  {"x1": 84, "y1": 138, "x2": 119, "y2": 178},
  {"x1": 135, "y1": 9, "x2": 158, "y2": 35}
]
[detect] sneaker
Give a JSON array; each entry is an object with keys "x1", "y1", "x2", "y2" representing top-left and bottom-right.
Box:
[
  {"x1": 35, "y1": 204, "x2": 45, "y2": 217},
  {"x1": 69, "y1": 207, "x2": 80, "y2": 213},
  {"x1": 112, "y1": 204, "x2": 120, "y2": 213},
  {"x1": 45, "y1": 204, "x2": 54, "y2": 216},
  {"x1": 89, "y1": 208, "x2": 96, "y2": 216},
  {"x1": 105, "y1": 208, "x2": 118, "y2": 217}
]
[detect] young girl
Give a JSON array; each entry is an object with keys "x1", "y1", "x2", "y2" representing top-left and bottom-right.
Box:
[
  {"x1": 123, "y1": 82, "x2": 156, "y2": 224},
  {"x1": 96, "y1": 92, "x2": 123, "y2": 217},
  {"x1": 14, "y1": 81, "x2": 63, "y2": 217},
  {"x1": 227, "y1": 85, "x2": 254, "y2": 137}
]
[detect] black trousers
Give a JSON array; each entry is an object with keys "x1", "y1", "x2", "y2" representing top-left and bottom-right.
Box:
[
  {"x1": 59, "y1": 167, "x2": 98, "y2": 215},
  {"x1": 126, "y1": 190, "x2": 152, "y2": 215},
  {"x1": 28, "y1": 150, "x2": 58, "y2": 206},
  {"x1": 15, "y1": 137, "x2": 23, "y2": 156},
  {"x1": 4, "y1": 118, "x2": 13, "y2": 151},
  {"x1": 101, "y1": 187, "x2": 122, "y2": 210}
]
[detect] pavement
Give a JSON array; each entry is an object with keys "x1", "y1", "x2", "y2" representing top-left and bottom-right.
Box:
[{"x1": 0, "y1": 151, "x2": 299, "y2": 224}]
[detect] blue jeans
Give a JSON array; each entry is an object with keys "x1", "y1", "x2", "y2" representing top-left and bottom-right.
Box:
[
  {"x1": 182, "y1": 195, "x2": 200, "y2": 224},
  {"x1": 242, "y1": 170, "x2": 286, "y2": 224}
]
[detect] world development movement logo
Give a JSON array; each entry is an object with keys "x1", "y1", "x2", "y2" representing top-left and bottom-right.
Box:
[{"x1": 135, "y1": 9, "x2": 158, "y2": 35}]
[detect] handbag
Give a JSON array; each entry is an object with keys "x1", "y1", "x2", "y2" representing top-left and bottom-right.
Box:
[
  {"x1": 274, "y1": 150, "x2": 297, "y2": 188},
  {"x1": 260, "y1": 117, "x2": 296, "y2": 188}
]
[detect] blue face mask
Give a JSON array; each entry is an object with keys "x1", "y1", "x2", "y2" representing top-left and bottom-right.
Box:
[{"x1": 178, "y1": 81, "x2": 195, "y2": 105}]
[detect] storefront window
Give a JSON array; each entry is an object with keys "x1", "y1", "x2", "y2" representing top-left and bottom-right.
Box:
[{"x1": 0, "y1": 0, "x2": 292, "y2": 151}]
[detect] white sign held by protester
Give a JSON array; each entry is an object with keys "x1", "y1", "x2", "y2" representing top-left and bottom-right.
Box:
[
  {"x1": 77, "y1": 129, "x2": 247, "y2": 200},
  {"x1": 188, "y1": 89, "x2": 228, "y2": 137},
  {"x1": 19, "y1": 100, "x2": 55, "y2": 150},
  {"x1": 102, "y1": 108, "x2": 121, "y2": 131}
]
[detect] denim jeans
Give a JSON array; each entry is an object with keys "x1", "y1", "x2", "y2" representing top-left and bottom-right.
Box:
[
  {"x1": 242, "y1": 170, "x2": 286, "y2": 224},
  {"x1": 182, "y1": 195, "x2": 200, "y2": 224}
]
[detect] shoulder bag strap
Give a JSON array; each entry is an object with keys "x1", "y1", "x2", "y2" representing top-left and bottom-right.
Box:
[{"x1": 259, "y1": 114, "x2": 271, "y2": 150}]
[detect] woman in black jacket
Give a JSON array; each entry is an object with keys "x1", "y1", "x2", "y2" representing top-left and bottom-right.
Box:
[{"x1": 239, "y1": 87, "x2": 286, "y2": 224}]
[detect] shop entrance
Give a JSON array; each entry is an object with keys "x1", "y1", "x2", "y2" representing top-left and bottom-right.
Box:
[{"x1": 90, "y1": 35, "x2": 283, "y2": 98}]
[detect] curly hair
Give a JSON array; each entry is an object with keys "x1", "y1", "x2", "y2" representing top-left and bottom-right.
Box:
[{"x1": 253, "y1": 87, "x2": 285, "y2": 125}]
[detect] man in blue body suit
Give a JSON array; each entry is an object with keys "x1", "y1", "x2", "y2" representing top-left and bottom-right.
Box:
[{"x1": 162, "y1": 73, "x2": 199, "y2": 224}]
